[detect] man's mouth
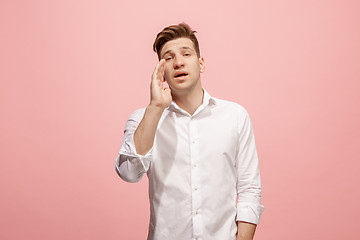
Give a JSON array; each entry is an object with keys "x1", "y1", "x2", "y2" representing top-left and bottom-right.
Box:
[{"x1": 174, "y1": 72, "x2": 189, "y2": 78}]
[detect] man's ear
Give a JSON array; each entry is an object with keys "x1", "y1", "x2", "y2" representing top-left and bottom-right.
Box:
[{"x1": 199, "y1": 57, "x2": 205, "y2": 73}]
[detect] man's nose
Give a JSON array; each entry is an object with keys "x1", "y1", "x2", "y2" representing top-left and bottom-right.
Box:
[{"x1": 173, "y1": 56, "x2": 184, "y2": 69}]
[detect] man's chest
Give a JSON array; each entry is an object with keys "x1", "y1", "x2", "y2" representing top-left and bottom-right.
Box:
[{"x1": 150, "y1": 111, "x2": 239, "y2": 180}]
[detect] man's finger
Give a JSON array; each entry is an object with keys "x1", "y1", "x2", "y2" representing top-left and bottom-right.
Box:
[
  {"x1": 152, "y1": 60, "x2": 163, "y2": 82},
  {"x1": 156, "y1": 59, "x2": 166, "y2": 82}
]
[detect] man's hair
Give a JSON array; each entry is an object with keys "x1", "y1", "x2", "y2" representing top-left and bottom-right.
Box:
[{"x1": 153, "y1": 22, "x2": 200, "y2": 60}]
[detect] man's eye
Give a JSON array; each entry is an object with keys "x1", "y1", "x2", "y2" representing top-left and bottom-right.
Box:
[
  {"x1": 165, "y1": 57, "x2": 172, "y2": 60},
  {"x1": 184, "y1": 53, "x2": 191, "y2": 56}
]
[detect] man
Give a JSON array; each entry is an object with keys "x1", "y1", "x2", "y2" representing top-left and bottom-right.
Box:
[{"x1": 115, "y1": 23, "x2": 264, "y2": 240}]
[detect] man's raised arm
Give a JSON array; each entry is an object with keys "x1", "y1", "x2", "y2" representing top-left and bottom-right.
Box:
[
  {"x1": 133, "y1": 59, "x2": 172, "y2": 155},
  {"x1": 115, "y1": 59, "x2": 172, "y2": 182}
]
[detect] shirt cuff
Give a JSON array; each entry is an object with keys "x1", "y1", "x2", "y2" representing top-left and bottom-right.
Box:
[
  {"x1": 115, "y1": 133, "x2": 153, "y2": 173},
  {"x1": 236, "y1": 202, "x2": 264, "y2": 225}
]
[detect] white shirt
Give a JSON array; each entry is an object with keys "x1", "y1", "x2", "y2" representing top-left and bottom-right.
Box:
[{"x1": 115, "y1": 89, "x2": 264, "y2": 240}]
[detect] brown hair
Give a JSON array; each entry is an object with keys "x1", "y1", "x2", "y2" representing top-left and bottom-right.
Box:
[{"x1": 153, "y1": 22, "x2": 200, "y2": 60}]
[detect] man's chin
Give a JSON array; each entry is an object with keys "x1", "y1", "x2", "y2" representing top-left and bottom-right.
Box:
[
  {"x1": 169, "y1": 85, "x2": 187, "y2": 92},
  {"x1": 169, "y1": 83, "x2": 199, "y2": 94}
]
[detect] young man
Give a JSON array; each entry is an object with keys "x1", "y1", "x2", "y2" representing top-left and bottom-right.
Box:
[{"x1": 115, "y1": 23, "x2": 264, "y2": 240}]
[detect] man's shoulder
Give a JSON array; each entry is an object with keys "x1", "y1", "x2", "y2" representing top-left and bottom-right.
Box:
[
  {"x1": 212, "y1": 96, "x2": 248, "y2": 115},
  {"x1": 132, "y1": 106, "x2": 147, "y2": 115},
  {"x1": 127, "y1": 106, "x2": 147, "y2": 121},
  {"x1": 128, "y1": 106, "x2": 171, "y2": 121}
]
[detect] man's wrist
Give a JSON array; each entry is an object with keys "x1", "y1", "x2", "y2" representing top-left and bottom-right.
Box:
[{"x1": 147, "y1": 103, "x2": 167, "y2": 113}]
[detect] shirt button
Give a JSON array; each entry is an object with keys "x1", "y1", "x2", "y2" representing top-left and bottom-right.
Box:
[
  {"x1": 195, "y1": 210, "x2": 199, "y2": 214},
  {"x1": 192, "y1": 140, "x2": 196, "y2": 143},
  {"x1": 193, "y1": 164, "x2": 197, "y2": 167},
  {"x1": 195, "y1": 236, "x2": 200, "y2": 240},
  {"x1": 194, "y1": 187, "x2": 199, "y2": 191}
]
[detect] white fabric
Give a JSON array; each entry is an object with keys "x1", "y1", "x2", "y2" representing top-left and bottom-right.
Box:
[{"x1": 115, "y1": 89, "x2": 264, "y2": 240}]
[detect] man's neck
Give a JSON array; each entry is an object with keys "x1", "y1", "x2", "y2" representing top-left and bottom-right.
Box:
[{"x1": 172, "y1": 85, "x2": 204, "y2": 116}]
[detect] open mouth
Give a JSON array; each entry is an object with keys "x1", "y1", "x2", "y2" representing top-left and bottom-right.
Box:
[{"x1": 174, "y1": 72, "x2": 188, "y2": 78}]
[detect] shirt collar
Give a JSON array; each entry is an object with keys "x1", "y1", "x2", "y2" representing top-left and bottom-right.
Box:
[
  {"x1": 167, "y1": 88, "x2": 217, "y2": 113},
  {"x1": 202, "y1": 88, "x2": 217, "y2": 106}
]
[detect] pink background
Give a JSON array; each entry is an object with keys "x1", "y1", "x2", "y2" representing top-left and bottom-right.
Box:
[{"x1": 1, "y1": 0, "x2": 360, "y2": 239}]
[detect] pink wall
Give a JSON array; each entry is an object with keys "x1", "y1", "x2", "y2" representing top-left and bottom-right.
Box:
[{"x1": 1, "y1": 0, "x2": 360, "y2": 239}]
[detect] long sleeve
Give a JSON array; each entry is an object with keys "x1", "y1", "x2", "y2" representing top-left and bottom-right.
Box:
[
  {"x1": 115, "y1": 108, "x2": 153, "y2": 183},
  {"x1": 235, "y1": 106, "x2": 264, "y2": 224}
]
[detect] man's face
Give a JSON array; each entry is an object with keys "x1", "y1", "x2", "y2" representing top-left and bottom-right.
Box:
[{"x1": 160, "y1": 37, "x2": 205, "y2": 93}]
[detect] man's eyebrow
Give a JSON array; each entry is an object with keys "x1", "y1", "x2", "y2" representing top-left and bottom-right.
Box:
[
  {"x1": 180, "y1": 46, "x2": 193, "y2": 51},
  {"x1": 161, "y1": 46, "x2": 194, "y2": 58},
  {"x1": 162, "y1": 49, "x2": 172, "y2": 57}
]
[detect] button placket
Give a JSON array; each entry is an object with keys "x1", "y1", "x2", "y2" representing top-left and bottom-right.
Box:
[{"x1": 189, "y1": 118, "x2": 203, "y2": 238}]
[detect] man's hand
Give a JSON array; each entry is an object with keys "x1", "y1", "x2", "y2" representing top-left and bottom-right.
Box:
[
  {"x1": 236, "y1": 221, "x2": 257, "y2": 240},
  {"x1": 150, "y1": 59, "x2": 172, "y2": 108}
]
